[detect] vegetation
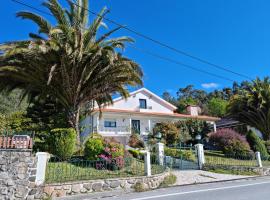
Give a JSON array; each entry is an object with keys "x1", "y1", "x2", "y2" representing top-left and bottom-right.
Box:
[
  {"x1": 128, "y1": 149, "x2": 144, "y2": 159},
  {"x1": 47, "y1": 128, "x2": 77, "y2": 160},
  {"x1": 176, "y1": 119, "x2": 212, "y2": 142},
  {"x1": 207, "y1": 168, "x2": 259, "y2": 176},
  {"x1": 0, "y1": 0, "x2": 143, "y2": 145},
  {"x1": 207, "y1": 98, "x2": 228, "y2": 117},
  {"x1": 246, "y1": 130, "x2": 268, "y2": 158},
  {"x1": 228, "y1": 77, "x2": 270, "y2": 140},
  {"x1": 164, "y1": 147, "x2": 195, "y2": 161},
  {"x1": 160, "y1": 174, "x2": 177, "y2": 187},
  {"x1": 46, "y1": 157, "x2": 165, "y2": 183},
  {"x1": 152, "y1": 122, "x2": 179, "y2": 145},
  {"x1": 208, "y1": 129, "x2": 251, "y2": 157},
  {"x1": 128, "y1": 133, "x2": 145, "y2": 148},
  {"x1": 84, "y1": 134, "x2": 104, "y2": 160}
]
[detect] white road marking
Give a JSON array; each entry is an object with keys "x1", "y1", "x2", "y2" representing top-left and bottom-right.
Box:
[{"x1": 131, "y1": 180, "x2": 270, "y2": 200}]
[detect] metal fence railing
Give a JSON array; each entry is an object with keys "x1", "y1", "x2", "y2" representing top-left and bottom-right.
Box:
[
  {"x1": 204, "y1": 151, "x2": 258, "y2": 167},
  {"x1": 0, "y1": 136, "x2": 33, "y2": 149},
  {"x1": 45, "y1": 156, "x2": 166, "y2": 183}
]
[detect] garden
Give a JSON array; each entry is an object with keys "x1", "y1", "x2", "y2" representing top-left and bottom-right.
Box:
[{"x1": 44, "y1": 131, "x2": 165, "y2": 183}]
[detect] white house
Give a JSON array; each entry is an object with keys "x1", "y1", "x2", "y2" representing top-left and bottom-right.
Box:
[{"x1": 81, "y1": 88, "x2": 219, "y2": 144}]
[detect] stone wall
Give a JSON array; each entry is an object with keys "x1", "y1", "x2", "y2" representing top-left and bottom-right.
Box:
[
  {"x1": 42, "y1": 171, "x2": 170, "y2": 198},
  {"x1": 203, "y1": 164, "x2": 270, "y2": 176},
  {"x1": 0, "y1": 149, "x2": 37, "y2": 200}
]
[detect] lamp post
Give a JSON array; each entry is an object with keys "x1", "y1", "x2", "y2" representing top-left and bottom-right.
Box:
[{"x1": 195, "y1": 134, "x2": 202, "y2": 144}]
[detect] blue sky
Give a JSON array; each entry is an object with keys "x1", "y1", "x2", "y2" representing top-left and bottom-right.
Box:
[{"x1": 1, "y1": 0, "x2": 270, "y2": 96}]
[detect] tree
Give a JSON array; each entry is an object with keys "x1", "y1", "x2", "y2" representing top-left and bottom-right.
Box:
[
  {"x1": 0, "y1": 0, "x2": 143, "y2": 144},
  {"x1": 207, "y1": 98, "x2": 228, "y2": 117},
  {"x1": 228, "y1": 77, "x2": 270, "y2": 140},
  {"x1": 176, "y1": 119, "x2": 212, "y2": 142},
  {"x1": 152, "y1": 122, "x2": 179, "y2": 145}
]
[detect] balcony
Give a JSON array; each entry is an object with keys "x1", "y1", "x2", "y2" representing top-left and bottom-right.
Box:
[{"x1": 93, "y1": 126, "x2": 131, "y2": 135}]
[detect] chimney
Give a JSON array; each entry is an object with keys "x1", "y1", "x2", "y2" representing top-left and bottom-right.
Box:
[{"x1": 186, "y1": 105, "x2": 201, "y2": 116}]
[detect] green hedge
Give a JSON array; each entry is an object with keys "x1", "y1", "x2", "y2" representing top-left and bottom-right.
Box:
[
  {"x1": 48, "y1": 128, "x2": 77, "y2": 160},
  {"x1": 246, "y1": 130, "x2": 268, "y2": 159},
  {"x1": 164, "y1": 147, "x2": 195, "y2": 161},
  {"x1": 128, "y1": 149, "x2": 144, "y2": 159}
]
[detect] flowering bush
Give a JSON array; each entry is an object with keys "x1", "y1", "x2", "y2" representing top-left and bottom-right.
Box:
[
  {"x1": 84, "y1": 133, "x2": 104, "y2": 160},
  {"x1": 97, "y1": 138, "x2": 125, "y2": 170},
  {"x1": 209, "y1": 129, "x2": 251, "y2": 157}
]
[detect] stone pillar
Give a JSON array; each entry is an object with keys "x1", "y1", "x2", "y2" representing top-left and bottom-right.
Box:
[
  {"x1": 255, "y1": 151, "x2": 262, "y2": 167},
  {"x1": 143, "y1": 151, "x2": 151, "y2": 176},
  {"x1": 35, "y1": 152, "x2": 50, "y2": 186},
  {"x1": 156, "y1": 142, "x2": 164, "y2": 166},
  {"x1": 195, "y1": 144, "x2": 205, "y2": 169}
]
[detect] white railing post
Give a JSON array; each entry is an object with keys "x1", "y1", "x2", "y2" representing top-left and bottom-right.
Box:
[
  {"x1": 35, "y1": 152, "x2": 50, "y2": 186},
  {"x1": 144, "y1": 151, "x2": 151, "y2": 176},
  {"x1": 195, "y1": 144, "x2": 205, "y2": 170},
  {"x1": 156, "y1": 142, "x2": 164, "y2": 166},
  {"x1": 255, "y1": 151, "x2": 262, "y2": 167}
]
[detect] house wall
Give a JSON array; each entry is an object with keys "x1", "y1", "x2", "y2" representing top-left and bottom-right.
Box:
[{"x1": 106, "y1": 90, "x2": 174, "y2": 114}]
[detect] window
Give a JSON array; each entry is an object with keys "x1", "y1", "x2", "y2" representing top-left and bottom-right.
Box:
[
  {"x1": 139, "y1": 99, "x2": 147, "y2": 109},
  {"x1": 104, "y1": 120, "x2": 116, "y2": 127}
]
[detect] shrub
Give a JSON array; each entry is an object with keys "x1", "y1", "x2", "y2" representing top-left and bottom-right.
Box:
[
  {"x1": 98, "y1": 138, "x2": 125, "y2": 170},
  {"x1": 208, "y1": 129, "x2": 251, "y2": 157},
  {"x1": 84, "y1": 133, "x2": 104, "y2": 160},
  {"x1": 152, "y1": 122, "x2": 179, "y2": 145},
  {"x1": 128, "y1": 149, "x2": 144, "y2": 159},
  {"x1": 164, "y1": 147, "x2": 195, "y2": 161},
  {"x1": 134, "y1": 182, "x2": 148, "y2": 192},
  {"x1": 160, "y1": 174, "x2": 177, "y2": 187},
  {"x1": 48, "y1": 128, "x2": 76, "y2": 160},
  {"x1": 265, "y1": 140, "x2": 270, "y2": 154},
  {"x1": 128, "y1": 134, "x2": 145, "y2": 148},
  {"x1": 246, "y1": 130, "x2": 268, "y2": 158}
]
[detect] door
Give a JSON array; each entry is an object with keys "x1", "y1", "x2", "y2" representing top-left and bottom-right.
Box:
[{"x1": 131, "y1": 120, "x2": 140, "y2": 134}]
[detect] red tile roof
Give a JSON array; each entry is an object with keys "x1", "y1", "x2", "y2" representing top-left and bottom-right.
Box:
[{"x1": 93, "y1": 108, "x2": 220, "y2": 121}]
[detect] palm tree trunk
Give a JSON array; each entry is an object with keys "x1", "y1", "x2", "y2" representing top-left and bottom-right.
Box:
[{"x1": 68, "y1": 106, "x2": 81, "y2": 147}]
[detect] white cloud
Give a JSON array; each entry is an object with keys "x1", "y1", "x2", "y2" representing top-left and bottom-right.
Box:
[{"x1": 201, "y1": 83, "x2": 219, "y2": 89}]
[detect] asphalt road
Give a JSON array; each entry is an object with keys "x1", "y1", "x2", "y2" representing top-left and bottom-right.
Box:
[{"x1": 60, "y1": 176, "x2": 270, "y2": 200}]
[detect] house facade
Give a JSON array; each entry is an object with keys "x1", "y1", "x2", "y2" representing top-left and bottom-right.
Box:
[{"x1": 81, "y1": 88, "x2": 219, "y2": 144}]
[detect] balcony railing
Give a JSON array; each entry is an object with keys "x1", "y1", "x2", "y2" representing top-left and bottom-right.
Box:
[{"x1": 94, "y1": 126, "x2": 131, "y2": 134}]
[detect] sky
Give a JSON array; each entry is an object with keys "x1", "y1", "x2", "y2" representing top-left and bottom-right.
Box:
[{"x1": 1, "y1": 0, "x2": 270, "y2": 97}]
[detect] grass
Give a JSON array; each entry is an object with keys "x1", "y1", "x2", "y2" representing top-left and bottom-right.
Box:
[
  {"x1": 208, "y1": 168, "x2": 259, "y2": 176},
  {"x1": 205, "y1": 151, "x2": 257, "y2": 167},
  {"x1": 45, "y1": 158, "x2": 165, "y2": 183},
  {"x1": 205, "y1": 150, "x2": 270, "y2": 167}
]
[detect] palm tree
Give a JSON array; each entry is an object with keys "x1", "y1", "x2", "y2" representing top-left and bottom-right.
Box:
[
  {"x1": 0, "y1": 0, "x2": 143, "y2": 144},
  {"x1": 228, "y1": 77, "x2": 270, "y2": 140}
]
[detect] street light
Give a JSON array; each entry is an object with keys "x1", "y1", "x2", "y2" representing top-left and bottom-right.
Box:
[{"x1": 195, "y1": 134, "x2": 202, "y2": 144}]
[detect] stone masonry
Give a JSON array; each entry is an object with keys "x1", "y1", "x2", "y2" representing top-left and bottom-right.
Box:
[
  {"x1": 0, "y1": 149, "x2": 37, "y2": 200},
  {"x1": 42, "y1": 172, "x2": 170, "y2": 198}
]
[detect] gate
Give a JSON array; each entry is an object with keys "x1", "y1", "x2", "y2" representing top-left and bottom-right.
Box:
[{"x1": 165, "y1": 144, "x2": 199, "y2": 170}]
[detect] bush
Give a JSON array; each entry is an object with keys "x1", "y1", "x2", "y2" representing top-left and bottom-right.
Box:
[
  {"x1": 164, "y1": 147, "x2": 195, "y2": 161},
  {"x1": 128, "y1": 149, "x2": 144, "y2": 159},
  {"x1": 246, "y1": 130, "x2": 268, "y2": 158},
  {"x1": 265, "y1": 140, "x2": 270, "y2": 154},
  {"x1": 48, "y1": 128, "x2": 76, "y2": 160},
  {"x1": 209, "y1": 129, "x2": 251, "y2": 157},
  {"x1": 128, "y1": 134, "x2": 145, "y2": 148},
  {"x1": 152, "y1": 122, "x2": 179, "y2": 145},
  {"x1": 84, "y1": 133, "x2": 104, "y2": 160},
  {"x1": 160, "y1": 174, "x2": 177, "y2": 187}
]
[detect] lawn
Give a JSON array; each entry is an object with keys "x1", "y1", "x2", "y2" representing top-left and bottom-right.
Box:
[
  {"x1": 45, "y1": 158, "x2": 165, "y2": 183},
  {"x1": 205, "y1": 151, "x2": 257, "y2": 167},
  {"x1": 207, "y1": 168, "x2": 259, "y2": 176}
]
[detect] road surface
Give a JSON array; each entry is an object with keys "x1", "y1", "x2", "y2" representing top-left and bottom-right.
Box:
[{"x1": 60, "y1": 176, "x2": 270, "y2": 200}]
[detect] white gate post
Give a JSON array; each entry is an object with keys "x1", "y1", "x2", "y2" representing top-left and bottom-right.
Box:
[
  {"x1": 144, "y1": 151, "x2": 151, "y2": 176},
  {"x1": 35, "y1": 152, "x2": 50, "y2": 185},
  {"x1": 195, "y1": 144, "x2": 205, "y2": 170},
  {"x1": 156, "y1": 142, "x2": 164, "y2": 166},
  {"x1": 255, "y1": 151, "x2": 262, "y2": 167}
]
